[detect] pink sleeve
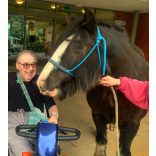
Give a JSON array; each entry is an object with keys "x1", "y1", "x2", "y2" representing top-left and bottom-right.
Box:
[{"x1": 115, "y1": 77, "x2": 149, "y2": 110}]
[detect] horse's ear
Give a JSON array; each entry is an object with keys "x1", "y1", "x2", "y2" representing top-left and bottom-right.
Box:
[
  {"x1": 66, "y1": 11, "x2": 76, "y2": 25},
  {"x1": 82, "y1": 7, "x2": 97, "y2": 33}
]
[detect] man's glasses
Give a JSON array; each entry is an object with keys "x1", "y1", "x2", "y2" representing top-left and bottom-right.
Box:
[{"x1": 18, "y1": 62, "x2": 37, "y2": 69}]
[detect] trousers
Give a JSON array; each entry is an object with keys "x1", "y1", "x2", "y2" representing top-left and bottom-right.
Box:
[{"x1": 8, "y1": 109, "x2": 36, "y2": 156}]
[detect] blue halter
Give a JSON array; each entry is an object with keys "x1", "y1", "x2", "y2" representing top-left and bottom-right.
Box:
[{"x1": 48, "y1": 26, "x2": 106, "y2": 77}]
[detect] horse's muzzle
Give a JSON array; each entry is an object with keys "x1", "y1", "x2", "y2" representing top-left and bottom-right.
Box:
[{"x1": 39, "y1": 83, "x2": 58, "y2": 97}]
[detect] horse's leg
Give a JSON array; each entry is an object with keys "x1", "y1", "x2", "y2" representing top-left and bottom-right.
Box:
[
  {"x1": 106, "y1": 124, "x2": 110, "y2": 138},
  {"x1": 92, "y1": 113, "x2": 108, "y2": 156},
  {"x1": 106, "y1": 124, "x2": 115, "y2": 138},
  {"x1": 119, "y1": 122, "x2": 140, "y2": 156}
]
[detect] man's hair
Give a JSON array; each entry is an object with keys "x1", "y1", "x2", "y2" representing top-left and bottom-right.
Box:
[{"x1": 16, "y1": 50, "x2": 37, "y2": 63}]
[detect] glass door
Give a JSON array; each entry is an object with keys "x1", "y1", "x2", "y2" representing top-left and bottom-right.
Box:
[{"x1": 25, "y1": 16, "x2": 54, "y2": 56}]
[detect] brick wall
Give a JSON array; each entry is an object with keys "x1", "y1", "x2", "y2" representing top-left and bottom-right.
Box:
[
  {"x1": 115, "y1": 11, "x2": 133, "y2": 37},
  {"x1": 115, "y1": 11, "x2": 149, "y2": 62},
  {"x1": 135, "y1": 13, "x2": 149, "y2": 62}
]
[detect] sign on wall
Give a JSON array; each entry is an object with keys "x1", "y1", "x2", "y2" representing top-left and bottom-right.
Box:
[
  {"x1": 38, "y1": 29, "x2": 45, "y2": 37},
  {"x1": 115, "y1": 20, "x2": 126, "y2": 29},
  {"x1": 10, "y1": 14, "x2": 24, "y2": 37},
  {"x1": 28, "y1": 20, "x2": 35, "y2": 31}
]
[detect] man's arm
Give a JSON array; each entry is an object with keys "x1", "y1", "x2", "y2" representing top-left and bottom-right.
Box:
[
  {"x1": 48, "y1": 105, "x2": 59, "y2": 124},
  {"x1": 42, "y1": 93, "x2": 59, "y2": 124}
]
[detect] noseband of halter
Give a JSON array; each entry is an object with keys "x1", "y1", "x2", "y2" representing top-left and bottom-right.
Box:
[{"x1": 48, "y1": 26, "x2": 106, "y2": 77}]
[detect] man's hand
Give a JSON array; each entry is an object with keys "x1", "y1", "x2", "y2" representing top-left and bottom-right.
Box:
[
  {"x1": 48, "y1": 105, "x2": 59, "y2": 124},
  {"x1": 48, "y1": 114, "x2": 58, "y2": 124},
  {"x1": 100, "y1": 75, "x2": 120, "y2": 87}
]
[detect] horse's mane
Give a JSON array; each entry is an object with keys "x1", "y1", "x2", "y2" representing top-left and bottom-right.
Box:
[
  {"x1": 96, "y1": 18, "x2": 130, "y2": 41},
  {"x1": 96, "y1": 18, "x2": 124, "y2": 32},
  {"x1": 51, "y1": 16, "x2": 129, "y2": 54}
]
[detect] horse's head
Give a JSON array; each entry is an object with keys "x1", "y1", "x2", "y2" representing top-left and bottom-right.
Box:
[
  {"x1": 37, "y1": 7, "x2": 104, "y2": 99},
  {"x1": 37, "y1": 7, "x2": 128, "y2": 100}
]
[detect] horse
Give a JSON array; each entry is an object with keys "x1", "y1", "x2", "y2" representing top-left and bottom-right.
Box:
[{"x1": 37, "y1": 7, "x2": 149, "y2": 156}]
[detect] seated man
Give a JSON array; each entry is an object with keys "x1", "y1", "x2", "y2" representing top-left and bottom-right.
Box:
[{"x1": 8, "y1": 50, "x2": 59, "y2": 156}]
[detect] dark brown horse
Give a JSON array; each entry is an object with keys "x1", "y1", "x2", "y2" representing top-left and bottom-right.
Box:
[{"x1": 37, "y1": 7, "x2": 149, "y2": 156}]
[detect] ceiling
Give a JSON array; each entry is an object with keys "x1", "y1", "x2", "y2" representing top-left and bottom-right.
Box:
[{"x1": 43, "y1": 0, "x2": 149, "y2": 13}]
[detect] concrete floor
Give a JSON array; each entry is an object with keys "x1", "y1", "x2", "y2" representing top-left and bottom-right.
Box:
[{"x1": 8, "y1": 66, "x2": 149, "y2": 156}]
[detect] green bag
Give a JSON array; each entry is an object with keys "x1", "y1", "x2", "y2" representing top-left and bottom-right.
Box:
[{"x1": 16, "y1": 72, "x2": 48, "y2": 145}]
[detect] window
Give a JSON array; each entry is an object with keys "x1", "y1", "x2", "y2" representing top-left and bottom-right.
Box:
[
  {"x1": 54, "y1": 19, "x2": 67, "y2": 43},
  {"x1": 13, "y1": 39, "x2": 16, "y2": 44},
  {"x1": 8, "y1": 0, "x2": 116, "y2": 57},
  {"x1": 8, "y1": 14, "x2": 24, "y2": 54},
  {"x1": 25, "y1": 16, "x2": 54, "y2": 55}
]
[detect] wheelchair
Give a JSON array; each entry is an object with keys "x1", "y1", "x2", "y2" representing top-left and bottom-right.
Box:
[{"x1": 8, "y1": 121, "x2": 81, "y2": 156}]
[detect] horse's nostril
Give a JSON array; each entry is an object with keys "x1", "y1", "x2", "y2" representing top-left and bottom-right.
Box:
[
  {"x1": 40, "y1": 82, "x2": 48, "y2": 93},
  {"x1": 37, "y1": 79, "x2": 45, "y2": 88}
]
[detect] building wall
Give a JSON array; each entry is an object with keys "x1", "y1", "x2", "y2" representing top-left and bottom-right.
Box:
[
  {"x1": 115, "y1": 11, "x2": 149, "y2": 62},
  {"x1": 135, "y1": 13, "x2": 149, "y2": 62},
  {"x1": 115, "y1": 11, "x2": 133, "y2": 37}
]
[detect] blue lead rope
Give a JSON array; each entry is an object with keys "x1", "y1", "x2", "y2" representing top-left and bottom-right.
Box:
[
  {"x1": 48, "y1": 26, "x2": 107, "y2": 77},
  {"x1": 96, "y1": 27, "x2": 107, "y2": 76}
]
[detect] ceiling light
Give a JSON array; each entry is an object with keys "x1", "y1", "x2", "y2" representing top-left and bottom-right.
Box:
[
  {"x1": 51, "y1": 5, "x2": 55, "y2": 9},
  {"x1": 16, "y1": 0, "x2": 24, "y2": 4},
  {"x1": 81, "y1": 10, "x2": 85, "y2": 14}
]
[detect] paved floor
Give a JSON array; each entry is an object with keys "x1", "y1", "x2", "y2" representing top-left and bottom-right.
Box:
[{"x1": 8, "y1": 66, "x2": 149, "y2": 156}]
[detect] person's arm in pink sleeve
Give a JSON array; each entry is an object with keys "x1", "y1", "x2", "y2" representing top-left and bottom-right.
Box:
[
  {"x1": 100, "y1": 76, "x2": 149, "y2": 110},
  {"x1": 115, "y1": 77, "x2": 149, "y2": 110}
]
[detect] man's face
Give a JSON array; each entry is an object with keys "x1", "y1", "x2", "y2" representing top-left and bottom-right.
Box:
[{"x1": 16, "y1": 53, "x2": 37, "y2": 82}]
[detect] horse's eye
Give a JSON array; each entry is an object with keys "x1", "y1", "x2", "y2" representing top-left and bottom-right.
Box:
[
  {"x1": 74, "y1": 45, "x2": 82, "y2": 51},
  {"x1": 72, "y1": 42, "x2": 82, "y2": 51},
  {"x1": 74, "y1": 45, "x2": 80, "y2": 49}
]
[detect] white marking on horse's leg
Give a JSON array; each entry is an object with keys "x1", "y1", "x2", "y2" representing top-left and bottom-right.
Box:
[
  {"x1": 110, "y1": 124, "x2": 115, "y2": 131},
  {"x1": 94, "y1": 142, "x2": 106, "y2": 156},
  {"x1": 37, "y1": 35, "x2": 74, "y2": 86},
  {"x1": 106, "y1": 124, "x2": 110, "y2": 138}
]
